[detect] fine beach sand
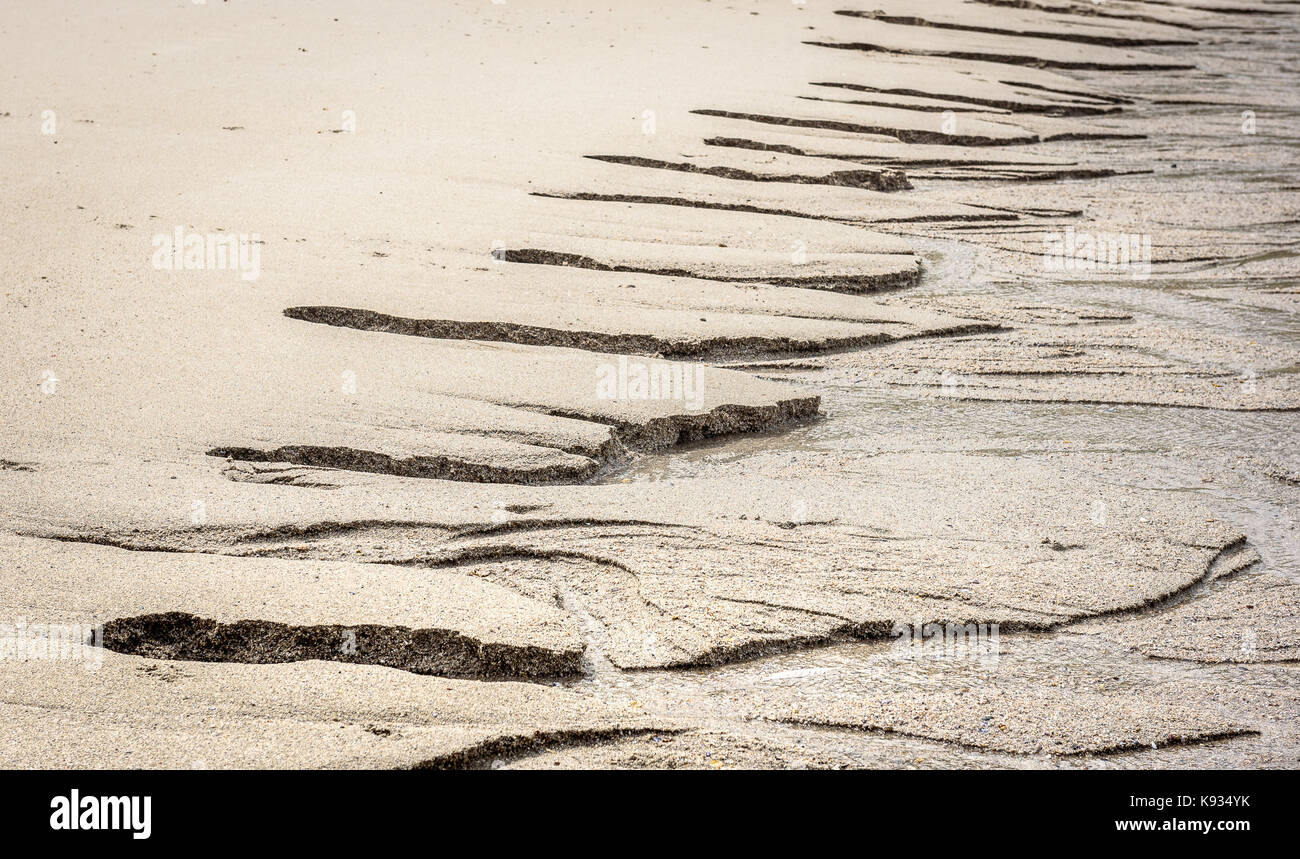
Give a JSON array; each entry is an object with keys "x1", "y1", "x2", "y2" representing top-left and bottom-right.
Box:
[{"x1": 1, "y1": 0, "x2": 1298, "y2": 769}]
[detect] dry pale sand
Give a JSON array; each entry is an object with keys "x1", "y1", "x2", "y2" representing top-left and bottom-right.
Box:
[{"x1": 1, "y1": 0, "x2": 1297, "y2": 768}]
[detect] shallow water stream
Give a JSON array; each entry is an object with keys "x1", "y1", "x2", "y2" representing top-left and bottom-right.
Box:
[{"x1": 575, "y1": 225, "x2": 1300, "y2": 768}]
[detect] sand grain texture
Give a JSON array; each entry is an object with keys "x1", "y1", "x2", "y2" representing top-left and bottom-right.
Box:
[{"x1": 1, "y1": 0, "x2": 1297, "y2": 769}]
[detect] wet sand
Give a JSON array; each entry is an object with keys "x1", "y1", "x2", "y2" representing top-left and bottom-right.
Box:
[{"x1": 1, "y1": 0, "x2": 1297, "y2": 768}]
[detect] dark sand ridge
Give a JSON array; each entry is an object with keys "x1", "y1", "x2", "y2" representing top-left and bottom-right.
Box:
[
  {"x1": 956, "y1": 0, "x2": 1271, "y2": 32},
  {"x1": 1, "y1": 0, "x2": 1297, "y2": 767}
]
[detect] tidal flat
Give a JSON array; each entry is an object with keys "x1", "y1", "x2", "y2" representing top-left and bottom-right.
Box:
[{"x1": 0, "y1": 0, "x2": 1296, "y2": 769}]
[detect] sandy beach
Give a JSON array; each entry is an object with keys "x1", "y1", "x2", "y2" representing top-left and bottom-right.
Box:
[{"x1": 1, "y1": 0, "x2": 1297, "y2": 770}]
